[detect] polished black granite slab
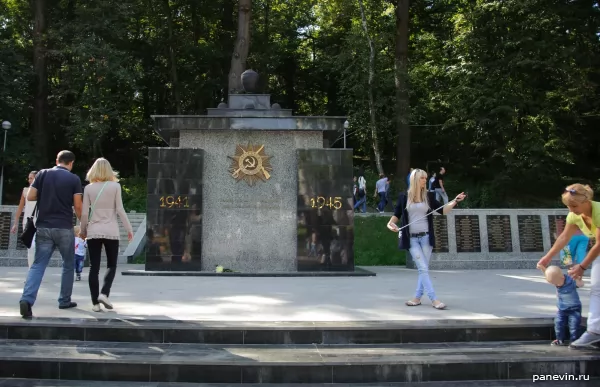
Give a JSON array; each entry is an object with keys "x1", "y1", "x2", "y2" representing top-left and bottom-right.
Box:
[
  {"x1": 0, "y1": 380, "x2": 597, "y2": 387},
  {"x1": 0, "y1": 317, "x2": 577, "y2": 345},
  {"x1": 0, "y1": 340, "x2": 598, "y2": 383},
  {"x1": 122, "y1": 267, "x2": 374, "y2": 277},
  {"x1": 2, "y1": 381, "x2": 598, "y2": 387},
  {"x1": 296, "y1": 149, "x2": 354, "y2": 272},
  {"x1": 146, "y1": 148, "x2": 204, "y2": 271}
]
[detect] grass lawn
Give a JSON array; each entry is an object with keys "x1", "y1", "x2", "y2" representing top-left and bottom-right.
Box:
[{"x1": 354, "y1": 215, "x2": 406, "y2": 266}]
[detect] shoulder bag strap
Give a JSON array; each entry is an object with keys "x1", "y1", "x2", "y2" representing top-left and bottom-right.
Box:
[
  {"x1": 31, "y1": 170, "x2": 47, "y2": 218},
  {"x1": 89, "y1": 182, "x2": 109, "y2": 223}
]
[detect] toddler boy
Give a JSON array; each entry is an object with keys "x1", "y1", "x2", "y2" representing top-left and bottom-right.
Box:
[
  {"x1": 538, "y1": 265, "x2": 583, "y2": 346},
  {"x1": 74, "y1": 226, "x2": 86, "y2": 281}
]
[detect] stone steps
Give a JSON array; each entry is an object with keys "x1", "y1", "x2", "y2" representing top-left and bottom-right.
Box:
[
  {"x1": 0, "y1": 339, "x2": 598, "y2": 383},
  {"x1": 0, "y1": 318, "x2": 598, "y2": 384},
  {"x1": 1, "y1": 380, "x2": 596, "y2": 387}
]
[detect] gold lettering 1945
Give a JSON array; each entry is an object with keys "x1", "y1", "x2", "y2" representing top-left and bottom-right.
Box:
[
  {"x1": 310, "y1": 196, "x2": 343, "y2": 210},
  {"x1": 159, "y1": 196, "x2": 190, "y2": 208}
]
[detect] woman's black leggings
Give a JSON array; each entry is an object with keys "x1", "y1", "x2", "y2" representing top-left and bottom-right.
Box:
[{"x1": 87, "y1": 238, "x2": 119, "y2": 305}]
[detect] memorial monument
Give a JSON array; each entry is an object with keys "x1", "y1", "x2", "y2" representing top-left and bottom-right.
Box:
[{"x1": 143, "y1": 70, "x2": 355, "y2": 273}]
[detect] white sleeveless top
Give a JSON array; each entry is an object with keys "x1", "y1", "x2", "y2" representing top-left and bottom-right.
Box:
[{"x1": 22, "y1": 187, "x2": 37, "y2": 225}]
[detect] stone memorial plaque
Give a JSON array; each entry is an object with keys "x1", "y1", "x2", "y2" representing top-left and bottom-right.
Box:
[
  {"x1": 548, "y1": 215, "x2": 567, "y2": 246},
  {"x1": 518, "y1": 215, "x2": 544, "y2": 252},
  {"x1": 455, "y1": 215, "x2": 481, "y2": 253},
  {"x1": 146, "y1": 148, "x2": 204, "y2": 271},
  {"x1": 297, "y1": 149, "x2": 354, "y2": 272},
  {"x1": 0, "y1": 212, "x2": 10, "y2": 250},
  {"x1": 432, "y1": 216, "x2": 449, "y2": 253},
  {"x1": 486, "y1": 215, "x2": 513, "y2": 252}
]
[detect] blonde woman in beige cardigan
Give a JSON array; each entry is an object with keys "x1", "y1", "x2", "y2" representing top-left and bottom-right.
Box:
[{"x1": 79, "y1": 158, "x2": 133, "y2": 312}]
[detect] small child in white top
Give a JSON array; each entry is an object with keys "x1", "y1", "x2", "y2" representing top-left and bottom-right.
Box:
[{"x1": 74, "y1": 226, "x2": 87, "y2": 281}]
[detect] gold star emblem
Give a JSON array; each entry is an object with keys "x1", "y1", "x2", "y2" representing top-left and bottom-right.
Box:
[{"x1": 228, "y1": 144, "x2": 273, "y2": 186}]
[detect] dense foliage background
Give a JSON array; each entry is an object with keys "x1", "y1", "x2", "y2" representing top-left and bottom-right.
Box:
[{"x1": 2, "y1": 0, "x2": 599, "y2": 210}]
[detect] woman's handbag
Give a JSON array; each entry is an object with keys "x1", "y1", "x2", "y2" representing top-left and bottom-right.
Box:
[
  {"x1": 20, "y1": 204, "x2": 38, "y2": 249},
  {"x1": 20, "y1": 172, "x2": 45, "y2": 249}
]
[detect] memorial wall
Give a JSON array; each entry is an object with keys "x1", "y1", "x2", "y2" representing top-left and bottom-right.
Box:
[{"x1": 409, "y1": 209, "x2": 575, "y2": 270}]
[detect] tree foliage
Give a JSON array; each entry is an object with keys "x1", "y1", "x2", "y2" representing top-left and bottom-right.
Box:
[{"x1": 1, "y1": 0, "x2": 599, "y2": 208}]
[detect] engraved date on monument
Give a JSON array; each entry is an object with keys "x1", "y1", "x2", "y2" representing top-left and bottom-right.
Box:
[
  {"x1": 310, "y1": 196, "x2": 343, "y2": 210},
  {"x1": 159, "y1": 195, "x2": 190, "y2": 208}
]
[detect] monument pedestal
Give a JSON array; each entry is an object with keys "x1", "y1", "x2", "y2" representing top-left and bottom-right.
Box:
[{"x1": 139, "y1": 91, "x2": 360, "y2": 275}]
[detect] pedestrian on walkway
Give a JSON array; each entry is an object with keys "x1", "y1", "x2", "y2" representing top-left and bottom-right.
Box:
[
  {"x1": 19, "y1": 151, "x2": 83, "y2": 319},
  {"x1": 79, "y1": 158, "x2": 133, "y2": 312},
  {"x1": 10, "y1": 171, "x2": 38, "y2": 268},
  {"x1": 538, "y1": 183, "x2": 600, "y2": 349},
  {"x1": 387, "y1": 168, "x2": 465, "y2": 310}
]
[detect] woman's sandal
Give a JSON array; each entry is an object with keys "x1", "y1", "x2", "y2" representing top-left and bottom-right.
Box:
[
  {"x1": 432, "y1": 302, "x2": 447, "y2": 310},
  {"x1": 405, "y1": 300, "x2": 422, "y2": 306}
]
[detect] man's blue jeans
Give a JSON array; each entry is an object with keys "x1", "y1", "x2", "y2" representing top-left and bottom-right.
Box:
[{"x1": 21, "y1": 228, "x2": 75, "y2": 307}]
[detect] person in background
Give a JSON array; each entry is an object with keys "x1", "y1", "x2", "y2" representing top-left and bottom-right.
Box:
[
  {"x1": 433, "y1": 167, "x2": 448, "y2": 204},
  {"x1": 79, "y1": 158, "x2": 133, "y2": 312},
  {"x1": 354, "y1": 172, "x2": 367, "y2": 213},
  {"x1": 74, "y1": 226, "x2": 87, "y2": 282},
  {"x1": 19, "y1": 151, "x2": 83, "y2": 319},
  {"x1": 10, "y1": 171, "x2": 38, "y2": 268},
  {"x1": 374, "y1": 173, "x2": 390, "y2": 213},
  {"x1": 428, "y1": 172, "x2": 436, "y2": 193}
]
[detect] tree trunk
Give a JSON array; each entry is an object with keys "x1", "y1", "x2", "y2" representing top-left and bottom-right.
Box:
[
  {"x1": 161, "y1": 0, "x2": 182, "y2": 114},
  {"x1": 32, "y1": 0, "x2": 48, "y2": 167},
  {"x1": 228, "y1": 0, "x2": 252, "y2": 94},
  {"x1": 395, "y1": 0, "x2": 410, "y2": 177},
  {"x1": 357, "y1": 0, "x2": 384, "y2": 175},
  {"x1": 261, "y1": 0, "x2": 270, "y2": 92}
]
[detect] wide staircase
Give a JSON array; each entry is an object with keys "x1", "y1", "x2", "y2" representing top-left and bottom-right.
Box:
[{"x1": 0, "y1": 317, "x2": 598, "y2": 386}]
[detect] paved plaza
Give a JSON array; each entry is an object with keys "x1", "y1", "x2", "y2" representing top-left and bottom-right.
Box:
[{"x1": 0, "y1": 265, "x2": 591, "y2": 321}]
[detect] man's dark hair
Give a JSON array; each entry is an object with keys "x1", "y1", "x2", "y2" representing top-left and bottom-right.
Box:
[{"x1": 57, "y1": 150, "x2": 76, "y2": 164}]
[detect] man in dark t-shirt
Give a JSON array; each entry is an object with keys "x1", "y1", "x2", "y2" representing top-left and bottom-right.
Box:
[
  {"x1": 20, "y1": 150, "x2": 83, "y2": 318},
  {"x1": 433, "y1": 167, "x2": 448, "y2": 204}
]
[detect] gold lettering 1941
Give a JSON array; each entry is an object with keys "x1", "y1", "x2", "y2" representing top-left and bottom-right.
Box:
[
  {"x1": 159, "y1": 195, "x2": 190, "y2": 208},
  {"x1": 310, "y1": 196, "x2": 343, "y2": 210}
]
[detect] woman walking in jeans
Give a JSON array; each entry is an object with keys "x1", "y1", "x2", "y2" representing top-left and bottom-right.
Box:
[
  {"x1": 538, "y1": 183, "x2": 600, "y2": 348},
  {"x1": 79, "y1": 158, "x2": 133, "y2": 312},
  {"x1": 387, "y1": 169, "x2": 465, "y2": 310}
]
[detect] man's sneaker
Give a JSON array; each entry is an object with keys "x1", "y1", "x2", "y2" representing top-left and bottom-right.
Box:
[
  {"x1": 19, "y1": 301, "x2": 32, "y2": 319},
  {"x1": 92, "y1": 304, "x2": 102, "y2": 312},
  {"x1": 97, "y1": 294, "x2": 113, "y2": 309},
  {"x1": 58, "y1": 302, "x2": 77, "y2": 310},
  {"x1": 551, "y1": 339, "x2": 565, "y2": 346},
  {"x1": 76, "y1": 274, "x2": 81, "y2": 281},
  {"x1": 569, "y1": 331, "x2": 600, "y2": 349}
]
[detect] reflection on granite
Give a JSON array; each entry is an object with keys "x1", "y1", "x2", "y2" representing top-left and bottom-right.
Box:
[
  {"x1": 297, "y1": 149, "x2": 354, "y2": 272},
  {"x1": 146, "y1": 148, "x2": 204, "y2": 271}
]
